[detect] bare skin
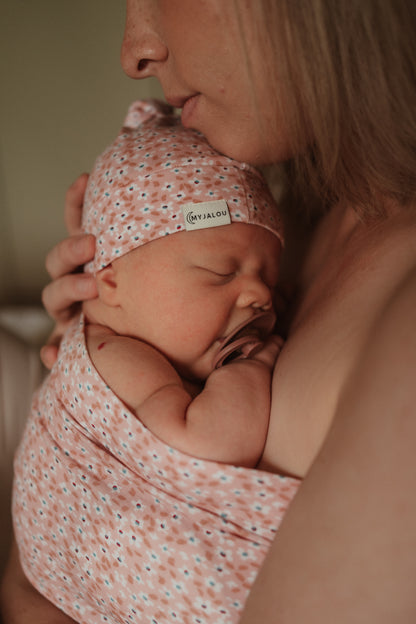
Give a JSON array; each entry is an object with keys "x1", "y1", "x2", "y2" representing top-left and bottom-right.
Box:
[
  {"x1": 242, "y1": 201, "x2": 416, "y2": 622},
  {"x1": 262, "y1": 203, "x2": 416, "y2": 478}
]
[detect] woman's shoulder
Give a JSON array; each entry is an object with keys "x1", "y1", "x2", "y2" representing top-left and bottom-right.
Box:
[{"x1": 262, "y1": 204, "x2": 416, "y2": 477}]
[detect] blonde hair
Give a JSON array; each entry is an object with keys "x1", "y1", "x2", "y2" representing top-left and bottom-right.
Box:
[{"x1": 246, "y1": 1, "x2": 416, "y2": 217}]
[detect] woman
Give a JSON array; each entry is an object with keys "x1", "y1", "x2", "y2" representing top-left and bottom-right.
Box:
[{"x1": 3, "y1": 1, "x2": 416, "y2": 622}]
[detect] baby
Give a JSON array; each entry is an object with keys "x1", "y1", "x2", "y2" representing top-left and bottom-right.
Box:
[
  {"x1": 82, "y1": 100, "x2": 283, "y2": 468},
  {"x1": 12, "y1": 101, "x2": 300, "y2": 624}
]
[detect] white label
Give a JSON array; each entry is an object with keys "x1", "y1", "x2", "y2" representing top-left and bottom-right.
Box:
[{"x1": 181, "y1": 199, "x2": 231, "y2": 231}]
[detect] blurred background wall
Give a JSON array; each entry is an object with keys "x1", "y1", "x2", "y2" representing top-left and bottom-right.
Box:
[{"x1": 0, "y1": 0, "x2": 163, "y2": 305}]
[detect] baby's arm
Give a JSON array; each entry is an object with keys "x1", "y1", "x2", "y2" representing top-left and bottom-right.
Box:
[
  {"x1": 141, "y1": 337, "x2": 281, "y2": 467},
  {"x1": 88, "y1": 325, "x2": 280, "y2": 467},
  {"x1": 87, "y1": 324, "x2": 192, "y2": 416}
]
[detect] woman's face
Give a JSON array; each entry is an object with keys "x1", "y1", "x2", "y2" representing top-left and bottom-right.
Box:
[{"x1": 121, "y1": 0, "x2": 291, "y2": 165}]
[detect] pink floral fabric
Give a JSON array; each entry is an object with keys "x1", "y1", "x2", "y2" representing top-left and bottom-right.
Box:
[
  {"x1": 82, "y1": 100, "x2": 283, "y2": 274},
  {"x1": 13, "y1": 315, "x2": 300, "y2": 624}
]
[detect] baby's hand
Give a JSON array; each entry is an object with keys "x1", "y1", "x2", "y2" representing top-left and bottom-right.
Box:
[{"x1": 251, "y1": 335, "x2": 284, "y2": 369}]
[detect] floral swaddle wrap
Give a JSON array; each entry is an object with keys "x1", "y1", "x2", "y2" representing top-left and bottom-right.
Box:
[{"x1": 13, "y1": 316, "x2": 300, "y2": 624}]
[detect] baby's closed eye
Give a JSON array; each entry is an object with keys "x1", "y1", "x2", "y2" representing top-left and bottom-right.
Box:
[{"x1": 195, "y1": 264, "x2": 237, "y2": 281}]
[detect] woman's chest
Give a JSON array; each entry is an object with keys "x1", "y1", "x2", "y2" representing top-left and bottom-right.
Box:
[{"x1": 260, "y1": 210, "x2": 416, "y2": 477}]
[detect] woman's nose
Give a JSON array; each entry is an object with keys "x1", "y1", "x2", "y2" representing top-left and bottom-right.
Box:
[
  {"x1": 121, "y1": 0, "x2": 168, "y2": 79},
  {"x1": 236, "y1": 277, "x2": 273, "y2": 311}
]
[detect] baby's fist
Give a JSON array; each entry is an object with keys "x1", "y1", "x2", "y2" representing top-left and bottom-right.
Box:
[{"x1": 251, "y1": 335, "x2": 284, "y2": 368}]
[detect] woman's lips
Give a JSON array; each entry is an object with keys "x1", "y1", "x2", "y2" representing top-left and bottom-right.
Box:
[
  {"x1": 165, "y1": 94, "x2": 201, "y2": 128},
  {"x1": 180, "y1": 94, "x2": 200, "y2": 128},
  {"x1": 213, "y1": 311, "x2": 280, "y2": 370}
]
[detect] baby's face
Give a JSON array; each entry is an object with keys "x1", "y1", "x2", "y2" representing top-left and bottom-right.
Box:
[{"x1": 112, "y1": 223, "x2": 281, "y2": 380}]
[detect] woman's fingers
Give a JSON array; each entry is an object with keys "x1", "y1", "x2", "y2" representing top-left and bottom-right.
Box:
[
  {"x1": 40, "y1": 318, "x2": 80, "y2": 369},
  {"x1": 45, "y1": 233, "x2": 95, "y2": 280},
  {"x1": 40, "y1": 173, "x2": 94, "y2": 369},
  {"x1": 40, "y1": 342, "x2": 60, "y2": 370},
  {"x1": 41, "y1": 271, "x2": 98, "y2": 369},
  {"x1": 64, "y1": 173, "x2": 89, "y2": 235},
  {"x1": 41, "y1": 272, "x2": 98, "y2": 322}
]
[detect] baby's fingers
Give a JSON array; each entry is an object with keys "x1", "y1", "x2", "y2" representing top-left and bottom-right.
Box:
[{"x1": 253, "y1": 335, "x2": 284, "y2": 368}]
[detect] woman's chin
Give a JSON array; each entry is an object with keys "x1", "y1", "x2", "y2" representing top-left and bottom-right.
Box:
[{"x1": 206, "y1": 130, "x2": 290, "y2": 166}]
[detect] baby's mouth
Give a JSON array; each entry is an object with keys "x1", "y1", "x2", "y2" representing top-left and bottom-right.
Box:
[{"x1": 213, "y1": 311, "x2": 277, "y2": 369}]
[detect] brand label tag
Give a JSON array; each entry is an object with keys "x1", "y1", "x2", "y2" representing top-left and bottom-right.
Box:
[{"x1": 181, "y1": 199, "x2": 231, "y2": 231}]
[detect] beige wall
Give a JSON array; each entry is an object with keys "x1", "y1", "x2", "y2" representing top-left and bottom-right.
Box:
[{"x1": 0, "y1": 0, "x2": 163, "y2": 304}]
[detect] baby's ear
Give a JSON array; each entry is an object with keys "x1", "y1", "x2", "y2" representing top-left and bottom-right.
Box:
[{"x1": 95, "y1": 264, "x2": 119, "y2": 306}]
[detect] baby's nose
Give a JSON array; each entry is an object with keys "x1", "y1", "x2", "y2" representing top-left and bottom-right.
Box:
[{"x1": 236, "y1": 277, "x2": 273, "y2": 311}]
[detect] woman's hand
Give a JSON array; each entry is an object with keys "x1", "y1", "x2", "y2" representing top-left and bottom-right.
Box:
[
  {"x1": 40, "y1": 174, "x2": 97, "y2": 369},
  {"x1": 1, "y1": 538, "x2": 78, "y2": 623}
]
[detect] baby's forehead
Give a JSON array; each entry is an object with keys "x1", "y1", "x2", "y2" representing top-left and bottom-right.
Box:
[{"x1": 145, "y1": 222, "x2": 281, "y2": 258}]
